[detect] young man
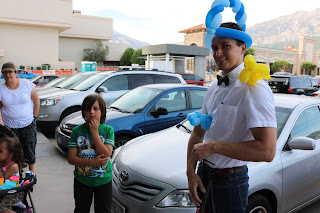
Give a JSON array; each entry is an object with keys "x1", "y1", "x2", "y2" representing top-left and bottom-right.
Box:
[{"x1": 186, "y1": 22, "x2": 277, "y2": 213}]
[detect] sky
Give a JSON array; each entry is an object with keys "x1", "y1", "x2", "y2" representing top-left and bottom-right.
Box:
[{"x1": 72, "y1": 0, "x2": 320, "y2": 45}]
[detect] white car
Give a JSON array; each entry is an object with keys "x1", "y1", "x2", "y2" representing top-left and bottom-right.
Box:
[{"x1": 112, "y1": 93, "x2": 320, "y2": 213}]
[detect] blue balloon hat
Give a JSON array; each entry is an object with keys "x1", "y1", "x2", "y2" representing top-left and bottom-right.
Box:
[{"x1": 204, "y1": 0, "x2": 252, "y2": 50}]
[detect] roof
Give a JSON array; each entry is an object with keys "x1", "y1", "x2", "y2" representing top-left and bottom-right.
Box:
[
  {"x1": 274, "y1": 93, "x2": 320, "y2": 109},
  {"x1": 141, "y1": 83, "x2": 207, "y2": 90},
  {"x1": 179, "y1": 24, "x2": 206, "y2": 33}
]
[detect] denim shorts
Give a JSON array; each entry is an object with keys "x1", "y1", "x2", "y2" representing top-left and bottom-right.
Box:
[{"x1": 197, "y1": 162, "x2": 249, "y2": 213}]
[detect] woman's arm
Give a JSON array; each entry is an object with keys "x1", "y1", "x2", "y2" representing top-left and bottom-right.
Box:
[
  {"x1": 31, "y1": 88, "x2": 40, "y2": 118},
  {"x1": 68, "y1": 148, "x2": 109, "y2": 167}
]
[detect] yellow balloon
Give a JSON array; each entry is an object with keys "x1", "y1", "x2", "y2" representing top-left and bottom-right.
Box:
[
  {"x1": 248, "y1": 75, "x2": 258, "y2": 86},
  {"x1": 239, "y1": 68, "x2": 250, "y2": 83}
]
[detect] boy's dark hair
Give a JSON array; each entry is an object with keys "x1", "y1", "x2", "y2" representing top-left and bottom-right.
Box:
[
  {"x1": 81, "y1": 94, "x2": 107, "y2": 124},
  {"x1": 220, "y1": 22, "x2": 245, "y2": 47},
  {"x1": 0, "y1": 137, "x2": 24, "y2": 169}
]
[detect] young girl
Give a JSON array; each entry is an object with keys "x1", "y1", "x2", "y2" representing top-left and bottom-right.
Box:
[
  {"x1": 0, "y1": 136, "x2": 24, "y2": 213},
  {"x1": 68, "y1": 94, "x2": 114, "y2": 213}
]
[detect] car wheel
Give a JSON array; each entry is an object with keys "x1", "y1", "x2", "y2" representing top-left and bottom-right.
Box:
[
  {"x1": 246, "y1": 194, "x2": 272, "y2": 213},
  {"x1": 60, "y1": 107, "x2": 81, "y2": 123},
  {"x1": 115, "y1": 135, "x2": 133, "y2": 149}
]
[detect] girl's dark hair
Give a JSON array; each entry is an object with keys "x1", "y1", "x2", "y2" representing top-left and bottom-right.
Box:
[
  {"x1": 81, "y1": 94, "x2": 107, "y2": 124},
  {"x1": 0, "y1": 137, "x2": 24, "y2": 169}
]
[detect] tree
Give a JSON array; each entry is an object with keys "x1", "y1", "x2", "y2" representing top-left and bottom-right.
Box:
[
  {"x1": 271, "y1": 60, "x2": 291, "y2": 73},
  {"x1": 244, "y1": 47, "x2": 255, "y2": 57},
  {"x1": 120, "y1": 48, "x2": 135, "y2": 66},
  {"x1": 302, "y1": 61, "x2": 317, "y2": 75},
  {"x1": 130, "y1": 49, "x2": 145, "y2": 65},
  {"x1": 83, "y1": 40, "x2": 109, "y2": 63}
]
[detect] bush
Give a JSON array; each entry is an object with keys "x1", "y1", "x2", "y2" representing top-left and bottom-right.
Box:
[
  {"x1": 36, "y1": 67, "x2": 41, "y2": 70},
  {"x1": 20, "y1": 66, "x2": 25, "y2": 70}
]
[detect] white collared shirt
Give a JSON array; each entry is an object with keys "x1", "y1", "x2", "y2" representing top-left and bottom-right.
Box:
[{"x1": 201, "y1": 63, "x2": 277, "y2": 168}]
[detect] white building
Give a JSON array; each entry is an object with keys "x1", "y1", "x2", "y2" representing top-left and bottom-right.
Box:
[{"x1": 0, "y1": 0, "x2": 114, "y2": 71}]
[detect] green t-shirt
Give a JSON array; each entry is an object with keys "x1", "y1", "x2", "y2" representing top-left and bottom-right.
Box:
[{"x1": 68, "y1": 123, "x2": 114, "y2": 187}]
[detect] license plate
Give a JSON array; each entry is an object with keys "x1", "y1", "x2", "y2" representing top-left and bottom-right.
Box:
[{"x1": 111, "y1": 198, "x2": 126, "y2": 213}]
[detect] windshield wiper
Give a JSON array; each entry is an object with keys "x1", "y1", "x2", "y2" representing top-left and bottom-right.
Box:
[
  {"x1": 176, "y1": 123, "x2": 192, "y2": 134},
  {"x1": 109, "y1": 106, "x2": 123, "y2": 112}
]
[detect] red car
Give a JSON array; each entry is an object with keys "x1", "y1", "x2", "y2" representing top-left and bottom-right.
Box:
[{"x1": 177, "y1": 73, "x2": 207, "y2": 86}]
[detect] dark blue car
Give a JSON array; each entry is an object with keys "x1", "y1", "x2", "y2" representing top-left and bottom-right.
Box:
[{"x1": 55, "y1": 84, "x2": 207, "y2": 151}]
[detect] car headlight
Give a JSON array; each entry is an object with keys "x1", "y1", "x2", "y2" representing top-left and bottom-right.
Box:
[
  {"x1": 156, "y1": 190, "x2": 196, "y2": 208},
  {"x1": 40, "y1": 97, "x2": 63, "y2": 106}
]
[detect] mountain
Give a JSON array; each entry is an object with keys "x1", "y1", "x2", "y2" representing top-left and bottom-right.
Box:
[
  {"x1": 246, "y1": 8, "x2": 320, "y2": 51},
  {"x1": 105, "y1": 31, "x2": 150, "y2": 49}
]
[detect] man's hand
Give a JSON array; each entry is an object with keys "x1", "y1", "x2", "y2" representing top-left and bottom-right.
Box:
[
  {"x1": 93, "y1": 154, "x2": 109, "y2": 167},
  {"x1": 187, "y1": 173, "x2": 206, "y2": 207},
  {"x1": 193, "y1": 142, "x2": 214, "y2": 161},
  {"x1": 89, "y1": 119, "x2": 99, "y2": 134}
]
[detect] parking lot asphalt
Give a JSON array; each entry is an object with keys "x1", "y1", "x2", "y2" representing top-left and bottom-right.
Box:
[{"x1": 33, "y1": 131, "x2": 319, "y2": 213}]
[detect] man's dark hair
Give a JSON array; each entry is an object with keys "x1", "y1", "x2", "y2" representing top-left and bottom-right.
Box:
[
  {"x1": 220, "y1": 22, "x2": 245, "y2": 46},
  {"x1": 81, "y1": 94, "x2": 107, "y2": 124}
]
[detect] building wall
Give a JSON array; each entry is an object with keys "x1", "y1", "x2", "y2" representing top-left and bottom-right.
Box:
[
  {"x1": 183, "y1": 31, "x2": 206, "y2": 47},
  {"x1": 0, "y1": 23, "x2": 59, "y2": 69},
  {"x1": 59, "y1": 37, "x2": 99, "y2": 71},
  {"x1": 105, "y1": 43, "x2": 130, "y2": 62},
  {"x1": 0, "y1": 0, "x2": 72, "y2": 31}
]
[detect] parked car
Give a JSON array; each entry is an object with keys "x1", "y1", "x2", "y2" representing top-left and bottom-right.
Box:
[
  {"x1": 271, "y1": 72, "x2": 293, "y2": 76},
  {"x1": 0, "y1": 69, "x2": 38, "y2": 79},
  {"x1": 267, "y1": 74, "x2": 319, "y2": 95},
  {"x1": 313, "y1": 75, "x2": 320, "y2": 84},
  {"x1": 177, "y1": 73, "x2": 207, "y2": 86},
  {"x1": 203, "y1": 79, "x2": 218, "y2": 87},
  {"x1": 30, "y1": 74, "x2": 60, "y2": 86},
  {"x1": 55, "y1": 83, "x2": 207, "y2": 151},
  {"x1": 111, "y1": 93, "x2": 320, "y2": 213},
  {"x1": 38, "y1": 70, "x2": 186, "y2": 132},
  {"x1": 36, "y1": 71, "x2": 98, "y2": 95},
  {"x1": 35, "y1": 77, "x2": 65, "y2": 90}
]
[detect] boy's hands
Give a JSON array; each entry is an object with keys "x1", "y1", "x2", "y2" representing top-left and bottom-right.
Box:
[
  {"x1": 89, "y1": 119, "x2": 99, "y2": 133},
  {"x1": 93, "y1": 154, "x2": 109, "y2": 167}
]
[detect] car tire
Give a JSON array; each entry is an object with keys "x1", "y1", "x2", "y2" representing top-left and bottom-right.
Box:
[
  {"x1": 245, "y1": 194, "x2": 272, "y2": 213},
  {"x1": 60, "y1": 107, "x2": 81, "y2": 123},
  {"x1": 115, "y1": 135, "x2": 133, "y2": 149}
]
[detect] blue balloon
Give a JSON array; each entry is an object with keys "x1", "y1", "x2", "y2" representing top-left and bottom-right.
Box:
[
  {"x1": 205, "y1": 5, "x2": 224, "y2": 28},
  {"x1": 209, "y1": 13, "x2": 222, "y2": 29},
  {"x1": 235, "y1": 3, "x2": 245, "y2": 21},
  {"x1": 187, "y1": 112, "x2": 212, "y2": 130},
  {"x1": 232, "y1": 0, "x2": 241, "y2": 13},
  {"x1": 200, "y1": 114, "x2": 213, "y2": 130},
  {"x1": 237, "y1": 12, "x2": 247, "y2": 28},
  {"x1": 204, "y1": 33, "x2": 214, "y2": 50},
  {"x1": 211, "y1": 0, "x2": 229, "y2": 8}
]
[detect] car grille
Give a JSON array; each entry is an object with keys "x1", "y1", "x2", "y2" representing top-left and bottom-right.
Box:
[{"x1": 113, "y1": 162, "x2": 163, "y2": 204}]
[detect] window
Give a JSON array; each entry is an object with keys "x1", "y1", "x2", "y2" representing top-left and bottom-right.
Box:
[
  {"x1": 303, "y1": 78, "x2": 312, "y2": 87},
  {"x1": 154, "y1": 90, "x2": 186, "y2": 112},
  {"x1": 102, "y1": 75, "x2": 128, "y2": 91},
  {"x1": 311, "y1": 79, "x2": 319, "y2": 87},
  {"x1": 182, "y1": 74, "x2": 195, "y2": 80},
  {"x1": 290, "y1": 106, "x2": 320, "y2": 140},
  {"x1": 130, "y1": 74, "x2": 154, "y2": 89},
  {"x1": 154, "y1": 75, "x2": 181, "y2": 83},
  {"x1": 38, "y1": 76, "x2": 50, "y2": 83},
  {"x1": 194, "y1": 75, "x2": 203, "y2": 81},
  {"x1": 290, "y1": 77, "x2": 303, "y2": 87},
  {"x1": 190, "y1": 89, "x2": 207, "y2": 109}
]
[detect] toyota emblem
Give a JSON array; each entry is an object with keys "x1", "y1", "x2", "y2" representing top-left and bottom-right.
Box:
[{"x1": 120, "y1": 171, "x2": 129, "y2": 181}]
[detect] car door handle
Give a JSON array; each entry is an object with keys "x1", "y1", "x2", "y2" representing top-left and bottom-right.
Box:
[{"x1": 177, "y1": 113, "x2": 186, "y2": 117}]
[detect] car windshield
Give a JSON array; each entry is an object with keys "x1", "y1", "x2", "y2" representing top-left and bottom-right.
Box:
[
  {"x1": 56, "y1": 73, "x2": 94, "y2": 89},
  {"x1": 178, "y1": 106, "x2": 292, "y2": 138},
  {"x1": 109, "y1": 87, "x2": 162, "y2": 113},
  {"x1": 42, "y1": 77, "x2": 65, "y2": 88},
  {"x1": 69, "y1": 74, "x2": 107, "y2": 91}
]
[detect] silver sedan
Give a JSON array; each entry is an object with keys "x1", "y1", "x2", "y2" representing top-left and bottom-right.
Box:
[{"x1": 112, "y1": 93, "x2": 320, "y2": 213}]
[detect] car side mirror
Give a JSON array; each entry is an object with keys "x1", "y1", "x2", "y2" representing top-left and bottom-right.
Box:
[
  {"x1": 288, "y1": 136, "x2": 315, "y2": 150},
  {"x1": 97, "y1": 86, "x2": 108, "y2": 93},
  {"x1": 150, "y1": 107, "x2": 168, "y2": 118}
]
